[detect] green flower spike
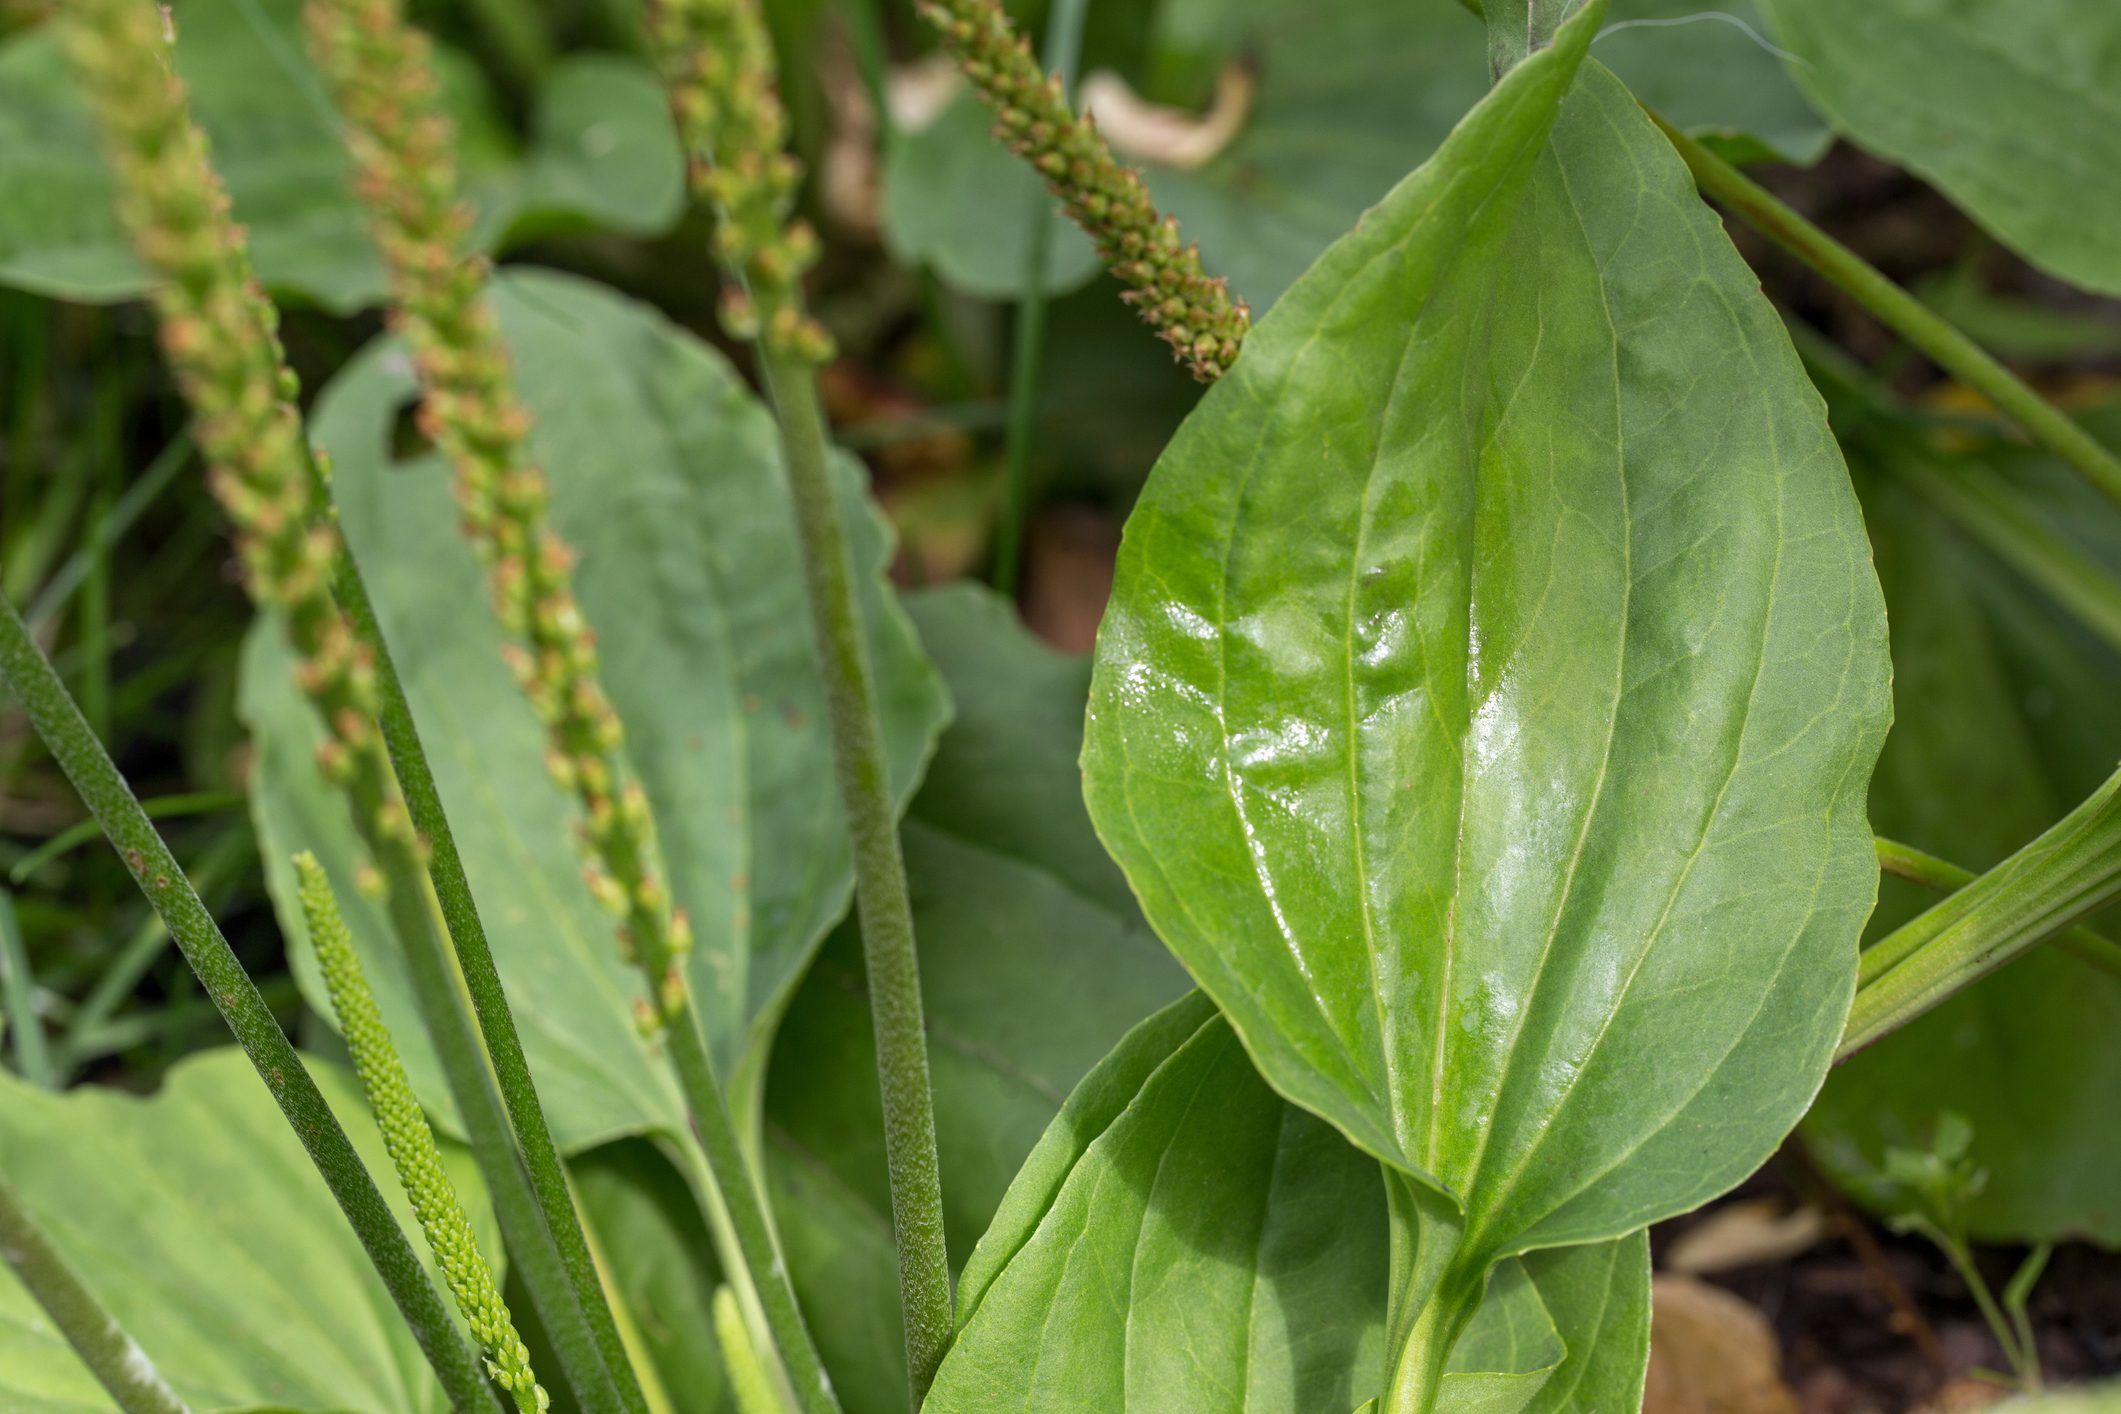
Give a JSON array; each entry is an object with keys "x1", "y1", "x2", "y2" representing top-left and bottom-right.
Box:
[
  {"x1": 62, "y1": 0, "x2": 412, "y2": 848},
  {"x1": 913, "y1": 0, "x2": 1250, "y2": 381},
  {"x1": 303, "y1": 0, "x2": 695, "y2": 1017},
  {"x1": 296, "y1": 853, "x2": 549, "y2": 1414},
  {"x1": 644, "y1": 0, "x2": 836, "y2": 364}
]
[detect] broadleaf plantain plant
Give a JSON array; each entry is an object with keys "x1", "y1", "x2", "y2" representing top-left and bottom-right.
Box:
[{"x1": 2, "y1": 0, "x2": 2119, "y2": 1410}]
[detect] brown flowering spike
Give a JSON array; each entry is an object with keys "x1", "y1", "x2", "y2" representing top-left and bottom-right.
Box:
[
  {"x1": 61, "y1": 0, "x2": 413, "y2": 849},
  {"x1": 643, "y1": 0, "x2": 834, "y2": 363},
  {"x1": 305, "y1": 0, "x2": 692, "y2": 1009},
  {"x1": 914, "y1": 0, "x2": 1250, "y2": 381}
]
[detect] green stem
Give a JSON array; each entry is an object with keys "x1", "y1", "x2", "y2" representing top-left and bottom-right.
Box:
[
  {"x1": 0, "y1": 592, "x2": 500, "y2": 1414},
  {"x1": 1873, "y1": 836, "x2": 2121, "y2": 984},
  {"x1": 759, "y1": 344, "x2": 953, "y2": 1404},
  {"x1": 1843, "y1": 770, "x2": 2121, "y2": 1058},
  {"x1": 1378, "y1": 1168, "x2": 1475, "y2": 1414},
  {"x1": 0, "y1": 886, "x2": 52, "y2": 1087},
  {"x1": 1883, "y1": 456, "x2": 2121, "y2": 658},
  {"x1": 992, "y1": 0, "x2": 1092, "y2": 597},
  {"x1": 329, "y1": 537, "x2": 647, "y2": 1414},
  {"x1": 1646, "y1": 107, "x2": 2121, "y2": 513},
  {"x1": 665, "y1": 943, "x2": 838, "y2": 1413},
  {"x1": 0, "y1": 1178, "x2": 191, "y2": 1414}
]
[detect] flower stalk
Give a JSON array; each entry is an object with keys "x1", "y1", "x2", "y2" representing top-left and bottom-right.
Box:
[
  {"x1": 915, "y1": 0, "x2": 1249, "y2": 380},
  {"x1": 1647, "y1": 105, "x2": 2121, "y2": 514},
  {"x1": 63, "y1": 5, "x2": 640, "y2": 1408},
  {"x1": 299, "y1": 854, "x2": 548, "y2": 1414},
  {"x1": 645, "y1": 0, "x2": 954, "y2": 1399},
  {"x1": 0, "y1": 592, "x2": 498, "y2": 1414},
  {"x1": 303, "y1": 1, "x2": 838, "y2": 1407}
]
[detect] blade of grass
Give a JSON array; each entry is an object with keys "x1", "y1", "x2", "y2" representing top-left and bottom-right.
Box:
[
  {"x1": 0, "y1": 886, "x2": 54, "y2": 1087},
  {"x1": 0, "y1": 590, "x2": 500, "y2": 1414},
  {"x1": 24, "y1": 434, "x2": 192, "y2": 636},
  {"x1": 58, "y1": 976, "x2": 303, "y2": 1066},
  {"x1": 991, "y1": 0, "x2": 1092, "y2": 597},
  {"x1": 1646, "y1": 105, "x2": 2121, "y2": 513},
  {"x1": 0, "y1": 1178, "x2": 192, "y2": 1414},
  {"x1": 10, "y1": 792, "x2": 244, "y2": 884},
  {"x1": 77, "y1": 486, "x2": 113, "y2": 744},
  {"x1": 57, "y1": 827, "x2": 252, "y2": 1080}
]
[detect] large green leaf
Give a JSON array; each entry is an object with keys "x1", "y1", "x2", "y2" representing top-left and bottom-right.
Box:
[
  {"x1": 242, "y1": 269, "x2": 948, "y2": 1148},
  {"x1": 1806, "y1": 434, "x2": 2121, "y2": 1246},
  {"x1": 764, "y1": 585, "x2": 1189, "y2": 1411},
  {"x1": 1081, "y1": 0, "x2": 1888, "y2": 1361},
  {"x1": 0, "y1": 0, "x2": 683, "y2": 312},
  {"x1": 1762, "y1": 0, "x2": 2121, "y2": 297},
  {"x1": 924, "y1": 993, "x2": 1651, "y2": 1413},
  {"x1": 886, "y1": 0, "x2": 1822, "y2": 311},
  {"x1": 0, "y1": 1048, "x2": 489, "y2": 1413}
]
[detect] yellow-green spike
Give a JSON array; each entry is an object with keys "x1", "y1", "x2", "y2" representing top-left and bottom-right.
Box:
[{"x1": 296, "y1": 853, "x2": 548, "y2": 1414}]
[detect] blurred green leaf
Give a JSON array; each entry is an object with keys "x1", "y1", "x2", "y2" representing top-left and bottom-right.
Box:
[
  {"x1": 887, "y1": 0, "x2": 1825, "y2": 311},
  {"x1": 1808, "y1": 426, "x2": 2121, "y2": 1247},
  {"x1": 242, "y1": 269, "x2": 947, "y2": 1150},
  {"x1": 0, "y1": 0, "x2": 682, "y2": 312},
  {"x1": 1763, "y1": 0, "x2": 2121, "y2": 296},
  {"x1": 572, "y1": 1139, "x2": 732, "y2": 1413},
  {"x1": 0, "y1": 1048, "x2": 492, "y2": 1413},
  {"x1": 883, "y1": 90, "x2": 1103, "y2": 301}
]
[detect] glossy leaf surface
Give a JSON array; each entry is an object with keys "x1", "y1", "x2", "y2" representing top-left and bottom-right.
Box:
[
  {"x1": 1082, "y1": 0, "x2": 1889, "y2": 1295},
  {"x1": 924, "y1": 994, "x2": 1652, "y2": 1412},
  {"x1": 1809, "y1": 436, "x2": 2121, "y2": 1245},
  {"x1": 1762, "y1": 0, "x2": 2121, "y2": 296},
  {"x1": 0, "y1": 1049, "x2": 488, "y2": 1413},
  {"x1": 243, "y1": 270, "x2": 947, "y2": 1147},
  {"x1": 0, "y1": 0, "x2": 683, "y2": 311},
  {"x1": 765, "y1": 586, "x2": 1189, "y2": 1411}
]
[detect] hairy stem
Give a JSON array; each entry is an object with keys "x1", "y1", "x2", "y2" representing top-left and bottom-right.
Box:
[
  {"x1": 762, "y1": 346, "x2": 955, "y2": 1399},
  {"x1": 1648, "y1": 107, "x2": 2121, "y2": 512},
  {"x1": 0, "y1": 1178, "x2": 191, "y2": 1414},
  {"x1": 0, "y1": 594, "x2": 498, "y2": 1414},
  {"x1": 648, "y1": 0, "x2": 952, "y2": 1399}
]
